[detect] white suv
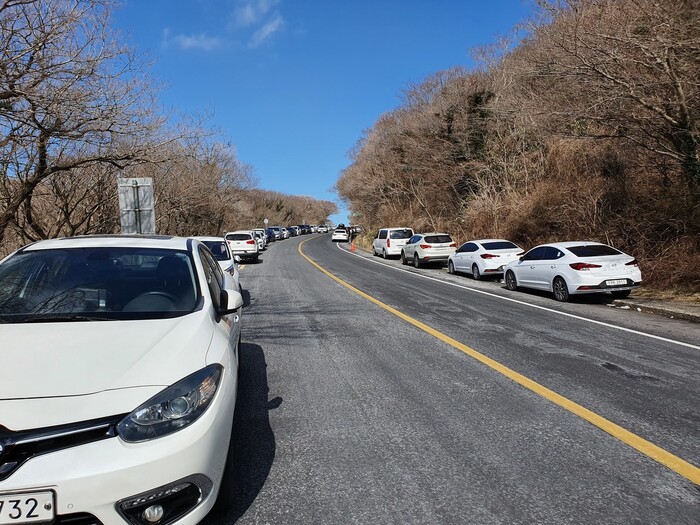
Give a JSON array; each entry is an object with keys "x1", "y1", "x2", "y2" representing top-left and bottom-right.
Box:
[
  {"x1": 225, "y1": 230, "x2": 259, "y2": 262},
  {"x1": 372, "y1": 227, "x2": 414, "y2": 259}
]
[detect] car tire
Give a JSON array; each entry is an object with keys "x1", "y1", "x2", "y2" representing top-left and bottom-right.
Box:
[
  {"x1": 382, "y1": 249, "x2": 387, "y2": 259},
  {"x1": 401, "y1": 251, "x2": 408, "y2": 265},
  {"x1": 448, "y1": 261, "x2": 455, "y2": 274},
  {"x1": 553, "y1": 277, "x2": 569, "y2": 302},
  {"x1": 611, "y1": 290, "x2": 631, "y2": 299},
  {"x1": 472, "y1": 264, "x2": 481, "y2": 281},
  {"x1": 413, "y1": 253, "x2": 421, "y2": 268},
  {"x1": 505, "y1": 270, "x2": 518, "y2": 291}
]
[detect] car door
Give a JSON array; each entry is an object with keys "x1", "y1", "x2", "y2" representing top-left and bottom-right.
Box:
[
  {"x1": 514, "y1": 246, "x2": 548, "y2": 288},
  {"x1": 403, "y1": 235, "x2": 419, "y2": 258},
  {"x1": 536, "y1": 246, "x2": 566, "y2": 289},
  {"x1": 199, "y1": 246, "x2": 241, "y2": 354},
  {"x1": 454, "y1": 242, "x2": 477, "y2": 272}
]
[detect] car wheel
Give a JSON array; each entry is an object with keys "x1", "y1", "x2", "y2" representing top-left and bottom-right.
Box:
[
  {"x1": 401, "y1": 251, "x2": 408, "y2": 265},
  {"x1": 472, "y1": 264, "x2": 481, "y2": 281},
  {"x1": 553, "y1": 277, "x2": 569, "y2": 302},
  {"x1": 611, "y1": 290, "x2": 631, "y2": 299},
  {"x1": 505, "y1": 270, "x2": 518, "y2": 291},
  {"x1": 382, "y1": 249, "x2": 387, "y2": 259},
  {"x1": 448, "y1": 261, "x2": 455, "y2": 274},
  {"x1": 413, "y1": 253, "x2": 421, "y2": 268}
]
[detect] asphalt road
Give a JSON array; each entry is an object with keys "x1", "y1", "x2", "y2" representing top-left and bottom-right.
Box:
[{"x1": 203, "y1": 234, "x2": 700, "y2": 524}]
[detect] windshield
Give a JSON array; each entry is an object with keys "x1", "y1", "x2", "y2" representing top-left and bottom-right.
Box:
[
  {"x1": 568, "y1": 245, "x2": 622, "y2": 257},
  {"x1": 482, "y1": 241, "x2": 519, "y2": 250},
  {"x1": 390, "y1": 229, "x2": 413, "y2": 239},
  {"x1": 202, "y1": 241, "x2": 231, "y2": 261},
  {"x1": 0, "y1": 247, "x2": 199, "y2": 323}
]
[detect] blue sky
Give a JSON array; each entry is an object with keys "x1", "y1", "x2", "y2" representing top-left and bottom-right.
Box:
[{"x1": 113, "y1": 1, "x2": 533, "y2": 224}]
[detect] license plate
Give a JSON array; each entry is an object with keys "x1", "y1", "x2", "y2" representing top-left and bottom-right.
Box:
[
  {"x1": 606, "y1": 279, "x2": 627, "y2": 286},
  {"x1": 0, "y1": 492, "x2": 54, "y2": 524}
]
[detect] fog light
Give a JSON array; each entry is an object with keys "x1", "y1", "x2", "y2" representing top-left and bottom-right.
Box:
[
  {"x1": 143, "y1": 505, "x2": 164, "y2": 523},
  {"x1": 117, "y1": 475, "x2": 212, "y2": 525}
]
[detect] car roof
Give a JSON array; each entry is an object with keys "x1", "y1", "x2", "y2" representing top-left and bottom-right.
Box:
[
  {"x1": 420, "y1": 232, "x2": 451, "y2": 236},
  {"x1": 21, "y1": 235, "x2": 191, "y2": 252},
  {"x1": 226, "y1": 230, "x2": 253, "y2": 235},
  {"x1": 470, "y1": 238, "x2": 513, "y2": 244},
  {"x1": 538, "y1": 241, "x2": 606, "y2": 248},
  {"x1": 193, "y1": 236, "x2": 226, "y2": 243}
]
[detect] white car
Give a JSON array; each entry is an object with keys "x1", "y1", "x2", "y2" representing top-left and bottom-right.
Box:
[
  {"x1": 280, "y1": 228, "x2": 290, "y2": 240},
  {"x1": 448, "y1": 239, "x2": 523, "y2": 280},
  {"x1": 225, "y1": 230, "x2": 259, "y2": 262},
  {"x1": 317, "y1": 225, "x2": 329, "y2": 233},
  {"x1": 401, "y1": 233, "x2": 456, "y2": 267},
  {"x1": 331, "y1": 228, "x2": 349, "y2": 242},
  {"x1": 504, "y1": 241, "x2": 643, "y2": 301},
  {"x1": 0, "y1": 235, "x2": 243, "y2": 525},
  {"x1": 195, "y1": 236, "x2": 242, "y2": 292},
  {"x1": 372, "y1": 227, "x2": 414, "y2": 258}
]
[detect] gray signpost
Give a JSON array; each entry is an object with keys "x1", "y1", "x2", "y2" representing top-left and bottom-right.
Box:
[{"x1": 118, "y1": 178, "x2": 156, "y2": 234}]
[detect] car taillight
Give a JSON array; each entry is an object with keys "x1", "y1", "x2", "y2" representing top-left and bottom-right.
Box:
[
  {"x1": 481, "y1": 254, "x2": 498, "y2": 259},
  {"x1": 625, "y1": 259, "x2": 639, "y2": 266},
  {"x1": 569, "y1": 262, "x2": 602, "y2": 270},
  {"x1": 449, "y1": 243, "x2": 457, "y2": 247},
  {"x1": 419, "y1": 244, "x2": 431, "y2": 249},
  {"x1": 246, "y1": 240, "x2": 255, "y2": 245},
  {"x1": 387, "y1": 238, "x2": 391, "y2": 248}
]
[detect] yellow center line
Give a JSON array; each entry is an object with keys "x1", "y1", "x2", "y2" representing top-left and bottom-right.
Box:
[{"x1": 298, "y1": 238, "x2": 700, "y2": 486}]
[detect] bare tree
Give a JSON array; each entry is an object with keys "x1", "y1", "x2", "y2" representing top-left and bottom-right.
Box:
[{"x1": 0, "y1": 0, "x2": 168, "y2": 246}]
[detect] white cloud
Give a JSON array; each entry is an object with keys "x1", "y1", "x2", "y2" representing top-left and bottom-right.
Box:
[
  {"x1": 161, "y1": 29, "x2": 223, "y2": 51},
  {"x1": 233, "y1": 0, "x2": 280, "y2": 28},
  {"x1": 249, "y1": 13, "x2": 284, "y2": 48}
]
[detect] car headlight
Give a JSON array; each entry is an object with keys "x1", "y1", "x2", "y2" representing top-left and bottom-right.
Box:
[{"x1": 117, "y1": 364, "x2": 223, "y2": 443}]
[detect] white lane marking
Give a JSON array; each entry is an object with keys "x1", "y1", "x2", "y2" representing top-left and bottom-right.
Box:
[{"x1": 333, "y1": 241, "x2": 699, "y2": 350}]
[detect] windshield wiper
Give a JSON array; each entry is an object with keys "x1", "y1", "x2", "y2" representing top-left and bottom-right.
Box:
[{"x1": 22, "y1": 314, "x2": 115, "y2": 323}]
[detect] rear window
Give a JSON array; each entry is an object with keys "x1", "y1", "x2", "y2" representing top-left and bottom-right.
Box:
[
  {"x1": 201, "y1": 241, "x2": 230, "y2": 261},
  {"x1": 226, "y1": 234, "x2": 251, "y2": 241},
  {"x1": 482, "y1": 241, "x2": 519, "y2": 250},
  {"x1": 389, "y1": 229, "x2": 413, "y2": 239},
  {"x1": 424, "y1": 235, "x2": 453, "y2": 244},
  {"x1": 334, "y1": 229, "x2": 346, "y2": 234},
  {"x1": 568, "y1": 245, "x2": 621, "y2": 257}
]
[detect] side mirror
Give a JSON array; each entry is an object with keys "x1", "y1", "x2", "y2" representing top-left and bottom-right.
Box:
[
  {"x1": 233, "y1": 255, "x2": 242, "y2": 263},
  {"x1": 218, "y1": 288, "x2": 244, "y2": 316},
  {"x1": 519, "y1": 256, "x2": 525, "y2": 262}
]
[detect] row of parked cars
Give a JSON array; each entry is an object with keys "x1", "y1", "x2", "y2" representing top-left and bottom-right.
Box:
[
  {"x1": 223, "y1": 224, "x2": 327, "y2": 263},
  {"x1": 366, "y1": 227, "x2": 642, "y2": 302}
]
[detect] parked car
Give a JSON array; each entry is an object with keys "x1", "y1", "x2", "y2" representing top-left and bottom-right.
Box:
[
  {"x1": 195, "y1": 236, "x2": 242, "y2": 292},
  {"x1": 253, "y1": 228, "x2": 268, "y2": 247},
  {"x1": 252, "y1": 230, "x2": 265, "y2": 251},
  {"x1": 401, "y1": 233, "x2": 457, "y2": 268},
  {"x1": 225, "y1": 230, "x2": 259, "y2": 262},
  {"x1": 448, "y1": 239, "x2": 523, "y2": 280},
  {"x1": 280, "y1": 228, "x2": 290, "y2": 239},
  {"x1": 265, "y1": 227, "x2": 277, "y2": 242},
  {"x1": 0, "y1": 235, "x2": 243, "y2": 525},
  {"x1": 317, "y1": 225, "x2": 329, "y2": 233},
  {"x1": 372, "y1": 227, "x2": 414, "y2": 259},
  {"x1": 503, "y1": 241, "x2": 642, "y2": 302},
  {"x1": 268, "y1": 226, "x2": 282, "y2": 240},
  {"x1": 331, "y1": 228, "x2": 349, "y2": 242}
]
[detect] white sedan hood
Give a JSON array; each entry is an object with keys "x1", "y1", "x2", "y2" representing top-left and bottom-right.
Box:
[{"x1": 0, "y1": 313, "x2": 214, "y2": 400}]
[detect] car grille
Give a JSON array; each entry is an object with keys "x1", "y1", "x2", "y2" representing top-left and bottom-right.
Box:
[
  {"x1": 0, "y1": 414, "x2": 125, "y2": 482},
  {"x1": 55, "y1": 513, "x2": 104, "y2": 524}
]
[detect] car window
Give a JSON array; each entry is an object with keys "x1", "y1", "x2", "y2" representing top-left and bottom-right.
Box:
[
  {"x1": 0, "y1": 247, "x2": 199, "y2": 322},
  {"x1": 408, "y1": 235, "x2": 420, "y2": 244},
  {"x1": 378, "y1": 230, "x2": 387, "y2": 240},
  {"x1": 542, "y1": 247, "x2": 565, "y2": 259},
  {"x1": 522, "y1": 246, "x2": 548, "y2": 261},
  {"x1": 226, "y1": 234, "x2": 251, "y2": 241},
  {"x1": 459, "y1": 243, "x2": 477, "y2": 253},
  {"x1": 482, "y1": 241, "x2": 519, "y2": 250},
  {"x1": 199, "y1": 247, "x2": 224, "y2": 307},
  {"x1": 202, "y1": 241, "x2": 231, "y2": 261},
  {"x1": 568, "y1": 245, "x2": 622, "y2": 257},
  {"x1": 389, "y1": 229, "x2": 413, "y2": 239},
  {"x1": 425, "y1": 235, "x2": 453, "y2": 244}
]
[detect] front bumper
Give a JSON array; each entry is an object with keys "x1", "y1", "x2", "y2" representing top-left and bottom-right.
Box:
[{"x1": 0, "y1": 375, "x2": 236, "y2": 525}]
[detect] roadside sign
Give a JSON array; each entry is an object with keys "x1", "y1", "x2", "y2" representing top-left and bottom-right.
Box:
[
  {"x1": 118, "y1": 178, "x2": 156, "y2": 234},
  {"x1": 264, "y1": 218, "x2": 269, "y2": 225}
]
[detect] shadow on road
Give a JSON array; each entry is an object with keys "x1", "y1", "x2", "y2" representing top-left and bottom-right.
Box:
[{"x1": 202, "y1": 343, "x2": 280, "y2": 524}]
